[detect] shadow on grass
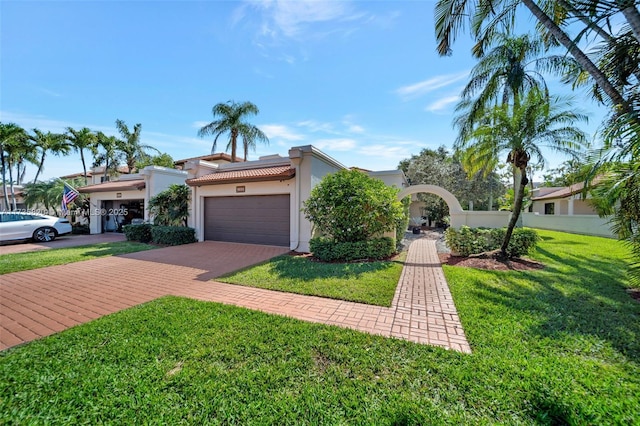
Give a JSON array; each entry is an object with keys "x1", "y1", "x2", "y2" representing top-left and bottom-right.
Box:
[
  {"x1": 463, "y1": 246, "x2": 640, "y2": 361},
  {"x1": 266, "y1": 255, "x2": 397, "y2": 282}
]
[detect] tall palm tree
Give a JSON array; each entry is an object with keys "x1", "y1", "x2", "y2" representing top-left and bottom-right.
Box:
[
  {"x1": 30, "y1": 129, "x2": 70, "y2": 183},
  {"x1": 66, "y1": 127, "x2": 97, "y2": 185},
  {"x1": 2, "y1": 127, "x2": 37, "y2": 209},
  {"x1": 455, "y1": 89, "x2": 588, "y2": 257},
  {"x1": 0, "y1": 123, "x2": 28, "y2": 210},
  {"x1": 198, "y1": 101, "x2": 269, "y2": 162},
  {"x1": 94, "y1": 132, "x2": 123, "y2": 182},
  {"x1": 114, "y1": 119, "x2": 159, "y2": 173}
]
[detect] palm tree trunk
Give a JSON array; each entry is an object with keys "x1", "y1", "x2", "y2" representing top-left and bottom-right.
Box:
[
  {"x1": 522, "y1": 0, "x2": 634, "y2": 115},
  {"x1": 619, "y1": 3, "x2": 640, "y2": 43},
  {"x1": 1, "y1": 148, "x2": 9, "y2": 210},
  {"x1": 80, "y1": 149, "x2": 88, "y2": 185},
  {"x1": 7, "y1": 160, "x2": 16, "y2": 211},
  {"x1": 501, "y1": 166, "x2": 526, "y2": 257},
  {"x1": 33, "y1": 153, "x2": 46, "y2": 183},
  {"x1": 230, "y1": 130, "x2": 238, "y2": 162}
]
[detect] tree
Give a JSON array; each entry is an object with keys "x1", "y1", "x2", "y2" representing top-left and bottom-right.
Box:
[
  {"x1": 135, "y1": 153, "x2": 175, "y2": 170},
  {"x1": 0, "y1": 123, "x2": 28, "y2": 210},
  {"x1": 147, "y1": 184, "x2": 190, "y2": 226},
  {"x1": 1, "y1": 125, "x2": 37, "y2": 209},
  {"x1": 114, "y1": 119, "x2": 159, "y2": 173},
  {"x1": 455, "y1": 89, "x2": 587, "y2": 257},
  {"x1": 303, "y1": 169, "x2": 404, "y2": 243},
  {"x1": 93, "y1": 132, "x2": 123, "y2": 181},
  {"x1": 66, "y1": 127, "x2": 97, "y2": 185},
  {"x1": 29, "y1": 129, "x2": 70, "y2": 183},
  {"x1": 197, "y1": 101, "x2": 269, "y2": 162}
]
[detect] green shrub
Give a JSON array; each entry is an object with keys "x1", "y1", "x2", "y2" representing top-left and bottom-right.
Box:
[
  {"x1": 396, "y1": 197, "x2": 411, "y2": 248},
  {"x1": 123, "y1": 223, "x2": 152, "y2": 243},
  {"x1": 71, "y1": 223, "x2": 90, "y2": 235},
  {"x1": 303, "y1": 169, "x2": 404, "y2": 243},
  {"x1": 445, "y1": 226, "x2": 539, "y2": 257},
  {"x1": 150, "y1": 226, "x2": 196, "y2": 246},
  {"x1": 310, "y1": 237, "x2": 395, "y2": 262}
]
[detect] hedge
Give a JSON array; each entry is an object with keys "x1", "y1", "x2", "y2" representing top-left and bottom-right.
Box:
[
  {"x1": 150, "y1": 226, "x2": 197, "y2": 246},
  {"x1": 444, "y1": 226, "x2": 539, "y2": 258},
  {"x1": 310, "y1": 237, "x2": 396, "y2": 262},
  {"x1": 123, "y1": 224, "x2": 196, "y2": 246},
  {"x1": 122, "y1": 224, "x2": 153, "y2": 243}
]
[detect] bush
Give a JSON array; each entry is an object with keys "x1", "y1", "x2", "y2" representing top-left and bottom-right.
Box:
[
  {"x1": 310, "y1": 237, "x2": 395, "y2": 262},
  {"x1": 445, "y1": 226, "x2": 539, "y2": 257},
  {"x1": 396, "y1": 197, "x2": 411, "y2": 249},
  {"x1": 303, "y1": 169, "x2": 404, "y2": 243},
  {"x1": 123, "y1": 223, "x2": 153, "y2": 243},
  {"x1": 71, "y1": 223, "x2": 90, "y2": 235},
  {"x1": 150, "y1": 226, "x2": 197, "y2": 246}
]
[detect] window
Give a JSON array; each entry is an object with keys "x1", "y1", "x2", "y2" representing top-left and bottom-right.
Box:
[{"x1": 544, "y1": 203, "x2": 555, "y2": 215}]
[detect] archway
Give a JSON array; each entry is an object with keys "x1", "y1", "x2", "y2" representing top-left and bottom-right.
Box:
[{"x1": 398, "y1": 184, "x2": 463, "y2": 214}]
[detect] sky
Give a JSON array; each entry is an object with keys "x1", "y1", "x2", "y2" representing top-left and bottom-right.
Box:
[{"x1": 1, "y1": 0, "x2": 608, "y2": 184}]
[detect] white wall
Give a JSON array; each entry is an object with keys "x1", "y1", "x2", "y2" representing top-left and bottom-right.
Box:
[
  {"x1": 522, "y1": 213, "x2": 615, "y2": 238},
  {"x1": 451, "y1": 211, "x2": 513, "y2": 228}
]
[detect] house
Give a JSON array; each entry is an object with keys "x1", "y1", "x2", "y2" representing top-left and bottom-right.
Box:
[
  {"x1": 185, "y1": 145, "x2": 407, "y2": 252},
  {"x1": 78, "y1": 165, "x2": 187, "y2": 234},
  {"x1": 529, "y1": 181, "x2": 598, "y2": 216}
]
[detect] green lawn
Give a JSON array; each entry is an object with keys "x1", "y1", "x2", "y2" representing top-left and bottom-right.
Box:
[
  {"x1": 0, "y1": 241, "x2": 156, "y2": 274},
  {"x1": 0, "y1": 230, "x2": 638, "y2": 424},
  {"x1": 218, "y1": 253, "x2": 405, "y2": 306}
]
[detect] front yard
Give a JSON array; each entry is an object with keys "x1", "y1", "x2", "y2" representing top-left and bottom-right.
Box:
[{"x1": 0, "y1": 230, "x2": 638, "y2": 423}]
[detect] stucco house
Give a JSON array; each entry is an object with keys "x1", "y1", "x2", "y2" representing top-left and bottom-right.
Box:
[
  {"x1": 184, "y1": 145, "x2": 407, "y2": 252},
  {"x1": 529, "y1": 182, "x2": 598, "y2": 216},
  {"x1": 78, "y1": 165, "x2": 187, "y2": 234}
]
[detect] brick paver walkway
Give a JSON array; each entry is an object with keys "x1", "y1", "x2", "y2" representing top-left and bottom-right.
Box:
[{"x1": 1, "y1": 239, "x2": 471, "y2": 353}]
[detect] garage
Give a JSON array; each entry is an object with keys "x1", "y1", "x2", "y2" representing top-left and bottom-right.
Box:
[{"x1": 204, "y1": 195, "x2": 290, "y2": 246}]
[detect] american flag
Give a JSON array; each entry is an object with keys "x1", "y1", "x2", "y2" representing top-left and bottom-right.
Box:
[{"x1": 62, "y1": 183, "x2": 80, "y2": 215}]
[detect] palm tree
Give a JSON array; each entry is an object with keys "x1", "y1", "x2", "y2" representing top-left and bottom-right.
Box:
[
  {"x1": 66, "y1": 127, "x2": 97, "y2": 185},
  {"x1": 114, "y1": 119, "x2": 159, "y2": 173},
  {"x1": 435, "y1": 0, "x2": 638, "y2": 120},
  {"x1": 455, "y1": 34, "x2": 574, "y2": 140},
  {"x1": 30, "y1": 129, "x2": 70, "y2": 183},
  {"x1": 198, "y1": 101, "x2": 269, "y2": 162},
  {"x1": 2, "y1": 127, "x2": 37, "y2": 209},
  {"x1": 0, "y1": 123, "x2": 28, "y2": 210},
  {"x1": 455, "y1": 89, "x2": 588, "y2": 257},
  {"x1": 94, "y1": 132, "x2": 123, "y2": 182}
]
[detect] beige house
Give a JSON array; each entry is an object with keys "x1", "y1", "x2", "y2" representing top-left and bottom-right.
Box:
[
  {"x1": 185, "y1": 145, "x2": 407, "y2": 252},
  {"x1": 78, "y1": 165, "x2": 187, "y2": 234},
  {"x1": 530, "y1": 182, "x2": 598, "y2": 216}
]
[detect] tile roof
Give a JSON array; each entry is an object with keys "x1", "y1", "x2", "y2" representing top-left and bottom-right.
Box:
[
  {"x1": 532, "y1": 181, "x2": 586, "y2": 201},
  {"x1": 78, "y1": 179, "x2": 146, "y2": 193},
  {"x1": 174, "y1": 153, "x2": 238, "y2": 165},
  {"x1": 187, "y1": 165, "x2": 295, "y2": 186}
]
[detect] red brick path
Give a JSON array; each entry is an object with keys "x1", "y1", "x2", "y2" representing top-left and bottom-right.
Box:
[{"x1": 1, "y1": 240, "x2": 471, "y2": 353}]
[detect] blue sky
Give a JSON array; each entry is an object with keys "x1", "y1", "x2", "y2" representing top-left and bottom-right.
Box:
[{"x1": 1, "y1": 0, "x2": 606, "y2": 183}]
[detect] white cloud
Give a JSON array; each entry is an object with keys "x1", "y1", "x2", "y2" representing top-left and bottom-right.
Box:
[
  {"x1": 191, "y1": 120, "x2": 210, "y2": 129},
  {"x1": 261, "y1": 124, "x2": 304, "y2": 141},
  {"x1": 395, "y1": 71, "x2": 469, "y2": 100},
  {"x1": 313, "y1": 138, "x2": 357, "y2": 151},
  {"x1": 297, "y1": 119, "x2": 336, "y2": 133},
  {"x1": 426, "y1": 95, "x2": 460, "y2": 113}
]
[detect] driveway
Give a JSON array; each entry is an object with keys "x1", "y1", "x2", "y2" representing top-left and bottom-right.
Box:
[
  {"x1": 1, "y1": 239, "x2": 471, "y2": 353},
  {"x1": 0, "y1": 233, "x2": 126, "y2": 255}
]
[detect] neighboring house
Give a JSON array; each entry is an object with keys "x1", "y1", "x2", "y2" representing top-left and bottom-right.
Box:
[
  {"x1": 78, "y1": 165, "x2": 187, "y2": 234},
  {"x1": 185, "y1": 145, "x2": 407, "y2": 252},
  {"x1": 0, "y1": 186, "x2": 26, "y2": 211},
  {"x1": 529, "y1": 182, "x2": 598, "y2": 216}
]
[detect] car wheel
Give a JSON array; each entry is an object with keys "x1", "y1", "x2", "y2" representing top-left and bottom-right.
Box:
[{"x1": 33, "y1": 227, "x2": 57, "y2": 242}]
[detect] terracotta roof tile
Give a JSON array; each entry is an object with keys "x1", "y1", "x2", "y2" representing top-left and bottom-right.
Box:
[
  {"x1": 78, "y1": 179, "x2": 146, "y2": 193},
  {"x1": 187, "y1": 165, "x2": 295, "y2": 186}
]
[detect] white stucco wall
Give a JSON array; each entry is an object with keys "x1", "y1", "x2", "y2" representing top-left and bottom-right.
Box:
[{"x1": 522, "y1": 213, "x2": 614, "y2": 238}]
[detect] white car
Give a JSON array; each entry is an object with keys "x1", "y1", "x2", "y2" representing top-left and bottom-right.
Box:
[{"x1": 0, "y1": 212, "x2": 73, "y2": 242}]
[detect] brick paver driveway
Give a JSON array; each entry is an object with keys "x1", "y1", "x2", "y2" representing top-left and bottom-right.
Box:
[
  {"x1": 0, "y1": 233, "x2": 126, "y2": 255},
  {"x1": 1, "y1": 239, "x2": 471, "y2": 353}
]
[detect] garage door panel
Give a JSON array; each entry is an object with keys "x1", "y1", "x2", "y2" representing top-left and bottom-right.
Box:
[{"x1": 204, "y1": 195, "x2": 290, "y2": 246}]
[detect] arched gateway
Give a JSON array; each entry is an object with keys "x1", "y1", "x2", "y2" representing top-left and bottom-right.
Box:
[{"x1": 398, "y1": 184, "x2": 465, "y2": 228}]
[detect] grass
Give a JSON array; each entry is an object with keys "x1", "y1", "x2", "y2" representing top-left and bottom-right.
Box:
[
  {"x1": 0, "y1": 241, "x2": 156, "y2": 274},
  {"x1": 0, "y1": 230, "x2": 638, "y2": 424},
  {"x1": 218, "y1": 252, "x2": 406, "y2": 306}
]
